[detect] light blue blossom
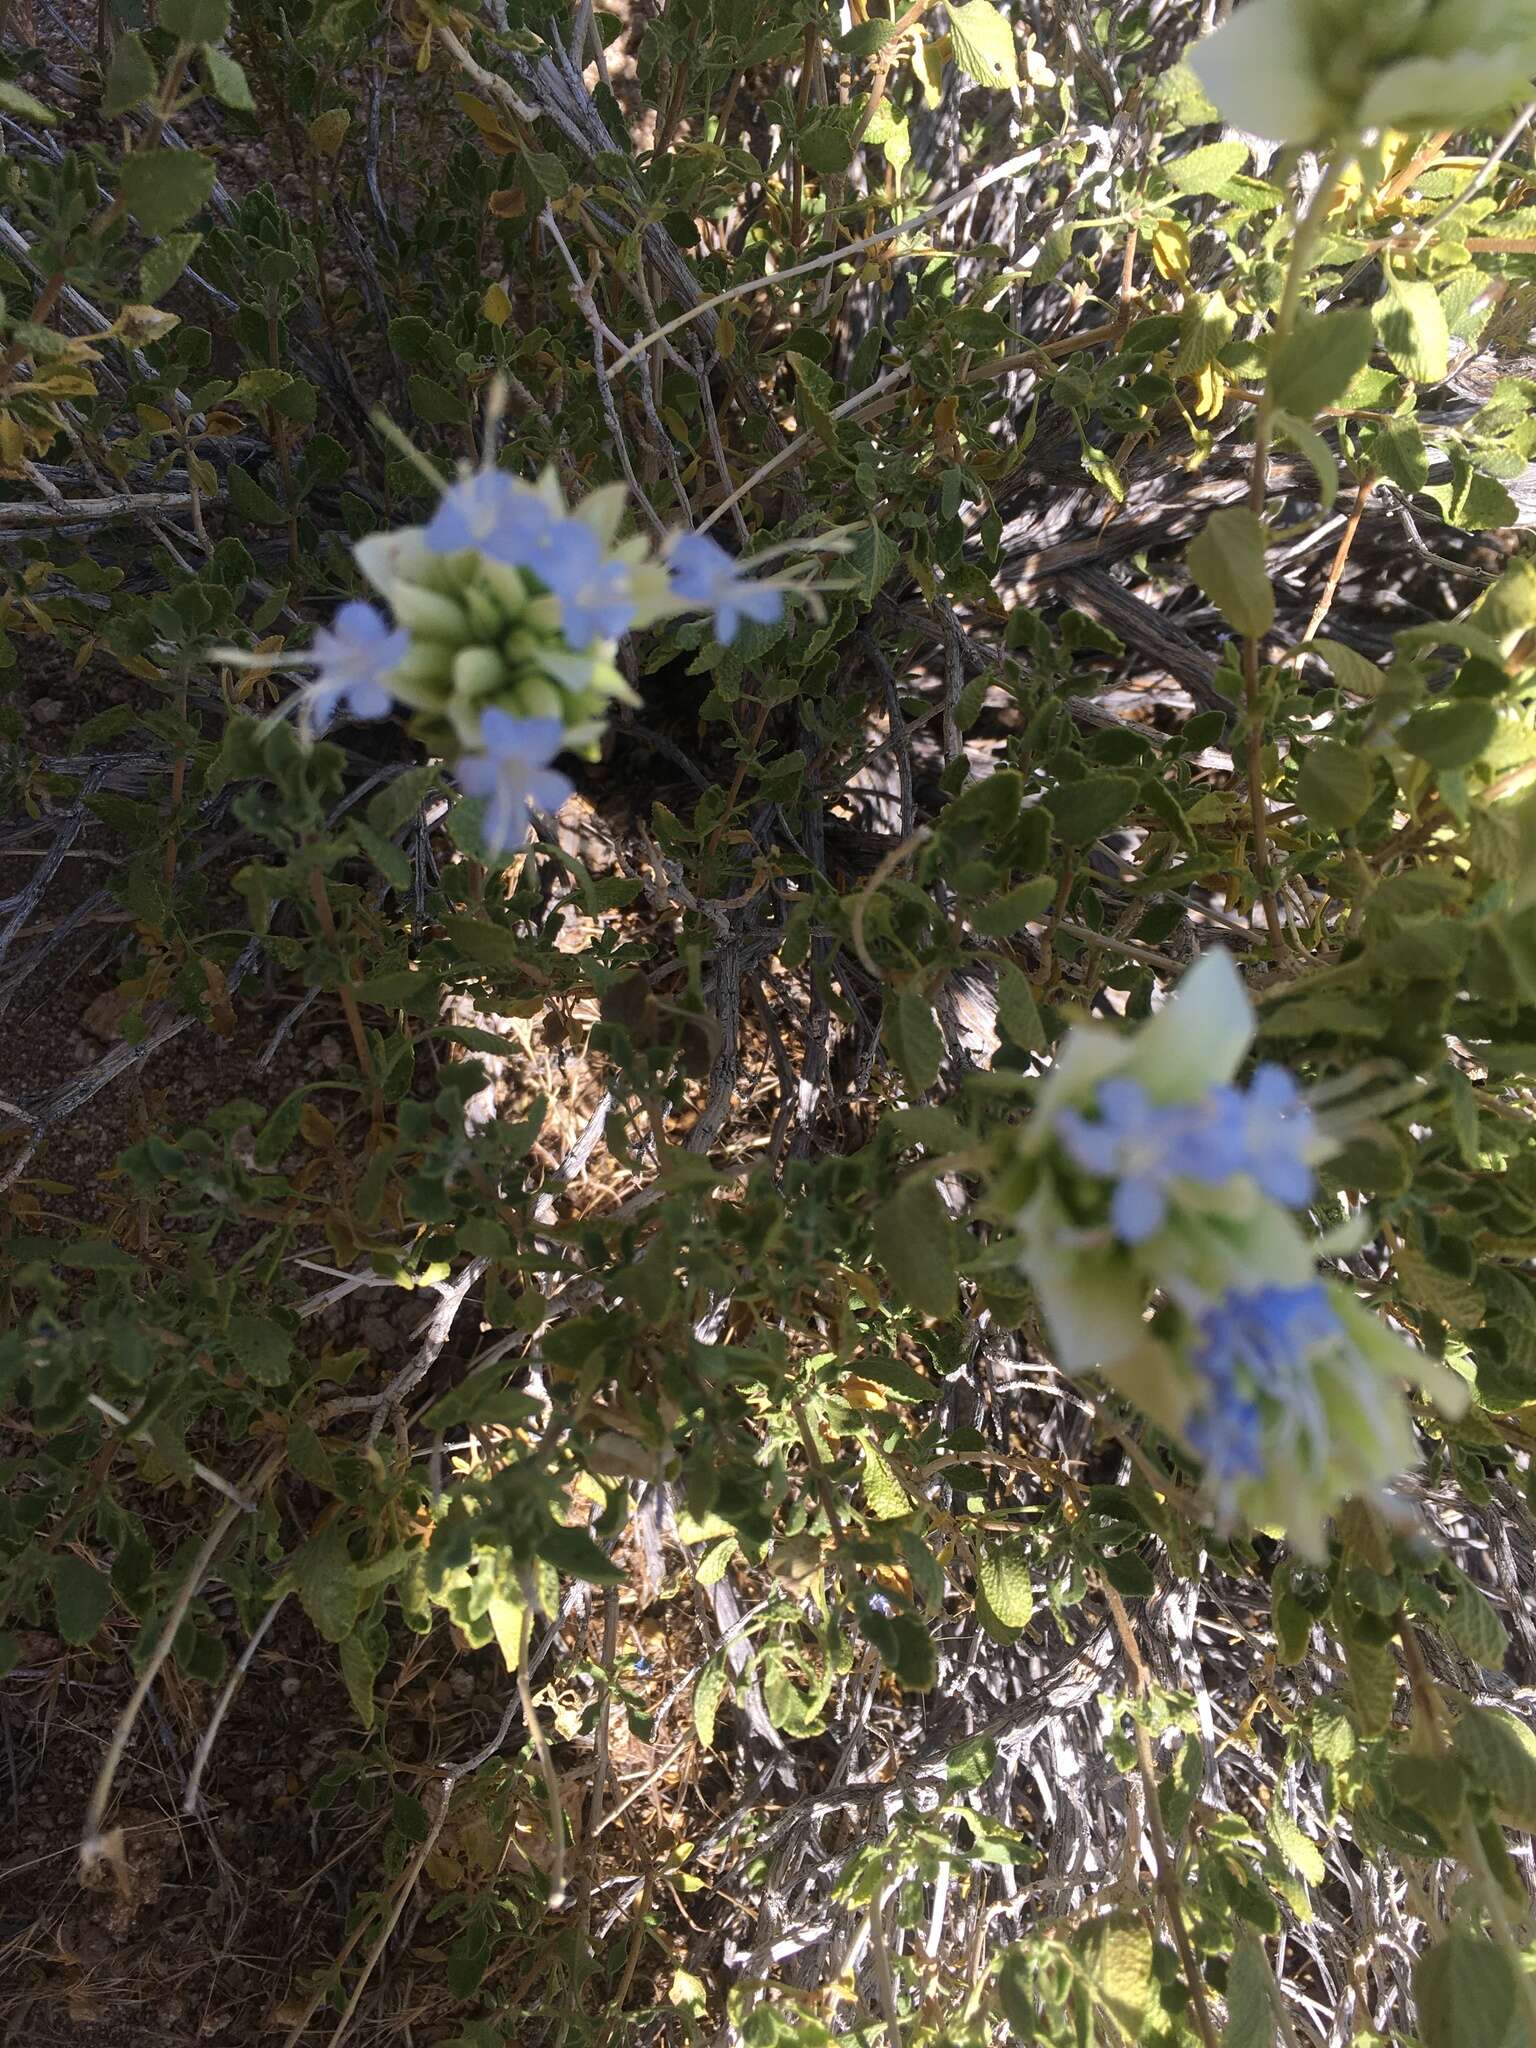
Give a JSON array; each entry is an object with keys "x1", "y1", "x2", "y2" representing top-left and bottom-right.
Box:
[
  {"x1": 423, "y1": 472, "x2": 552, "y2": 567},
  {"x1": 307, "y1": 600, "x2": 406, "y2": 728},
  {"x1": 1239, "y1": 1064, "x2": 1318, "y2": 1207},
  {"x1": 1194, "y1": 1282, "x2": 1342, "y2": 1396},
  {"x1": 1056, "y1": 1076, "x2": 1242, "y2": 1243},
  {"x1": 1185, "y1": 1387, "x2": 1264, "y2": 1485},
  {"x1": 543, "y1": 523, "x2": 637, "y2": 647},
  {"x1": 455, "y1": 709, "x2": 573, "y2": 852},
  {"x1": 668, "y1": 531, "x2": 785, "y2": 645}
]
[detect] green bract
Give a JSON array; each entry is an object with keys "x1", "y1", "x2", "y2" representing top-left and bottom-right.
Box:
[{"x1": 1191, "y1": 0, "x2": 1536, "y2": 144}]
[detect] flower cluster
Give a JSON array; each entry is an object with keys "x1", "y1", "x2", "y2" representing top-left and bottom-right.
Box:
[
  {"x1": 1191, "y1": 0, "x2": 1536, "y2": 146},
  {"x1": 1002, "y1": 952, "x2": 1465, "y2": 1552},
  {"x1": 283, "y1": 468, "x2": 792, "y2": 855}
]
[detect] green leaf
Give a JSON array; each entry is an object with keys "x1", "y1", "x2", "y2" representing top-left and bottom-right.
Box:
[
  {"x1": 971, "y1": 876, "x2": 1055, "y2": 935},
  {"x1": 1414, "y1": 1934, "x2": 1518, "y2": 2048},
  {"x1": 1395, "y1": 1247, "x2": 1485, "y2": 1333},
  {"x1": 51, "y1": 1555, "x2": 112, "y2": 1645},
  {"x1": 392, "y1": 1790, "x2": 430, "y2": 1845},
  {"x1": 977, "y1": 1540, "x2": 1034, "y2": 1630},
  {"x1": 225, "y1": 1313, "x2": 291, "y2": 1386},
  {"x1": 860, "y1": 1441, "x2": 909, "y2": 1520},
  {"x1": 286, "y1": 1418, "x2": 335, "y2": 1491},
  {"x1": 289, "y1": 1525, "x2": 359, "y2": 1644},
  {"x1": 1391, "y1": 1752, "x2": 1468, "y2": 1832},
  {"x1": 694, "y1": 1656, "x2": 729, "y2": 1746},
  {"x1": 0, "y1": 77, "x2": 54, "y2": 122},
  {"x1": 1444, "y1": 1571, "x2": 1510, "y2": 1671},
  {"x1": 887, "y1": 986, "x2": 944, "y2": 1093},
  {"x1": 1371, "y1": 416, "x2": 1430, "y2": 493},
  {"x1": 339, "y1": 1627, "x2": 382, "y2": 1731},
  {"x1": 1223, "y1": 1933, "x2": 1275, "y2": 2048},
  {"x1": 227, "y1": 464, "x2": 287, "y2": 527},
  {"x1": 525, "y1": 150, "x2": 569, "y2": 198},
  {"x1": 1303, "y1": 637, "x2": 1386, "y2": 695},
  {"x1": 1346, "y1": 1636, "x2": 1398, "y2": 1736},
  {"x1": 119, "y1": 148, "x2": 217, "y2": 235},
  {"x1": 946, "y1": 1734, "x2": 997, "y2": 1788},
  {"x1": 888, "y1": 1611, "x2": 937, "y2": 1690},
  {"x1": 1376, "y1": 273, "x2": 1449, "y2": 384},
  {"x1": 1188, "y1": 508, "x2": 1274, "y2": 638},
  {"x1": 103, "y1": 30, "x2": 157, "y2": 115},
  {"x1": 1297, "y1": 738, "x2": 1374, "y2": 829},
  {"x1": 1045, "y1": 772, "x2": 1138, "y2": 847},
  {"x1": 1266, "y1": 1806, "x2": 1325, "y2": 1886},
  {"x1": 1080, "y1": 1916, "x2": 1154, "y2": 2035},
  {"x1": 1274, "y1": 411, "x2": 1339, "y2": 511},
  {"x1": 1269, "y1": 309, "x2": 1374, "y2": 418},
  {"x1": 873, "y1": 1176, "x2": 957, "y2": 1319},
  {"x1": 1104, "y1": 1550, "x2": 1156, "y2": 1598},
  {"x1": 159, "y1": 0, "x2": 230, "y2": 39},
  {"x1": 203, "y1": 46, "x2": 254, "y2": 111},
  {"x1": 696, "y1": 1534, "x2": 736, "y2": 1586},
  {"x1": 1274, "y1": 1583, "x2": 1312, "y2": 1664},
  {"x1": 140, "y1": 232, "x2": 201, "y2": 303},
  {"x1": 996, "y1": 962, "x2": 1044, "y2": 1050},
  {"x1": 1398, "y1": 699, "x2": 1498, "y2": 771},
  {"x1": 1453, "y1": 1705, "x2": 1536, "y2": 1828},
  {"x1": 538, "y1": 1523, "x2": 624, "y2": 1584},
  {"x1": 948, "y1": 0, "x2": 1019, "y2": 87},
  {"x1": 838, "y1": 17, "x2": 896, "y2": 56},
  {"x1": 849, "y1": 521, "x2": 900, "y2": 602},
  {"x1": 1158, "y1": 1734, "x2": 1204, "y2": 1836},
  {"x1": 1163, "y1": 140, "x2": 1249, "y2": 195},
  {"x1": 408, "y1": 374, "x2": 468, "y2": 427},
  {"x1": 798, "y1": 111, "x2": 855, "y2": 175}
]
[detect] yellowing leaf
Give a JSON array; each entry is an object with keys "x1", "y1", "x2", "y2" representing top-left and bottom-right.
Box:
[
  {"x1": 1150, "y1": 217, "x2": 1190, "y2": 282},
  {"x1": 454, "y1": 91, "x2": 518, "y2": 153},
  {"x1": 948, "y1": 0, "x2": 1019, "y2": 88},
  {"x1": 308, "y1": 107, "x2": 351, "y2": 156},
  {"x1": 1192, "y1": 360, "x2": 1225, "y2": 418},
  {"x1": 483, "y1": 281, "x2": 512, "y2": 328}
]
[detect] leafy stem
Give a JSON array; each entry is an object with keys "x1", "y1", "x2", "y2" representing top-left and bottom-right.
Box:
[{"x1": 1243, "y1": 142, "x2": 1355, "y2": 956}]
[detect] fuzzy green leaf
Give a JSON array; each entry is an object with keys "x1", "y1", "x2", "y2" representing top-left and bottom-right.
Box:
[{"x1": 1188, "y1": 508, "x2": 1274, "y2": 638}]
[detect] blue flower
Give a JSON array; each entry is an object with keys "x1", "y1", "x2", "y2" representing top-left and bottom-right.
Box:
[
  {"x1": 541, "y1": 522, "x2": 637, "y2": 647},
  {"x1": 1185, "y1": 1386, "x2": 1265, "y2": 1483},
  {"x1": 1194, "y1": 1282, "x2": 1341, "y2": 1394},
  {"x1": 1057, "y1": 1076, "x2": 1241, "y2": 1243},
  {"x1": 1184, "y1": 1282, "x2": 1342, "y2": 1492},
  {"x1": 668, "y1": 531, "x2": 784, "y2": 645},
  {"x1": 307, "y1": 600, "x2": 406, "y2": 728},
  {"x1": 1058, "y1": 1077, "x2": 1176, "y2": 1242},
  {"x1": 424, "y1": 472, "x2": 553, "y2": 567},
  {"x1": 1239, "y1": 1064, "x2": 1317, "y2": 1207},
  {"x1": 455, "y1": 710, "x2": 574, "y2": 852}
]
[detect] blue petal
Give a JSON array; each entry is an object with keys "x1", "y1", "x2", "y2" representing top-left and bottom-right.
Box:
[
  {"x1": 528, "y1": 767, "x2": 575, "y2": 814},
  {"x1": 1096, "y1": 1075, "x2": 1154, "y2": 1135},
  {"x1": 668, "y1": 530, "x2": 732, "y2": 602},
  {"x1": 455, "y1": 755, "x2": 498, "y2": 799},
  {"x1": 333, "y1": 598, "x2": 390, "y2": 644},
  {"x1": 480, "y1": 710, "x2": 565, "y2": 763},
  {"x1": 1255, "y1": 1156, "x2": 1315, "y2": 1207},
  {"x1": 1248, "y1": 1064, "x2": 1302, "y2": 1115},
  {"x1": 736, "y1": 582, "x2": 784, "y2": 626},
  {"x1": 1057, "y1": 1107, "x2": 1124, "y2": 1178},
  {"x1": 1111, "y1": 1174, "x2": 1165, "y2": 1244},
  {"x1": 345, "y1": 676, "x2": 393, "y2": 720}
]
